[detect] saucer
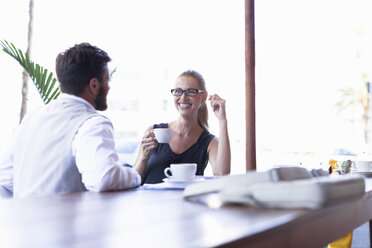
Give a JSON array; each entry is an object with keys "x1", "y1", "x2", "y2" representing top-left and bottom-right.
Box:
[{"x1": 162, "y1": 177, "x2": 205, "y2": 183}]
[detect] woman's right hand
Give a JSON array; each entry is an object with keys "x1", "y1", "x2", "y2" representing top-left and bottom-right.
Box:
[{"x1": 138, "y1": 127, "x2": 158, "y2": 161}]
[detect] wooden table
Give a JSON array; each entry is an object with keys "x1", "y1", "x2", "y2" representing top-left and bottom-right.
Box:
[{"x1": 1, "y1": 180, "x2": 372, "y2": 248}]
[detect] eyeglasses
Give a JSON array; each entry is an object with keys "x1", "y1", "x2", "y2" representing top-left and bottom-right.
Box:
[{"x1": 170, "y1": 88, "x2": 205, "y2": 97}]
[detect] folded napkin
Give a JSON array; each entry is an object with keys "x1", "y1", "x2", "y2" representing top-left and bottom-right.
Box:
[
  {"x1": 184, "y1": 166, "x2": 312, "y2": 198},
  {"x1": 218, "y1": 175, "x2": 365, "y2": 209},
  {"x1": 184, "y1": 167, "x2": 365, "y2": 209}
]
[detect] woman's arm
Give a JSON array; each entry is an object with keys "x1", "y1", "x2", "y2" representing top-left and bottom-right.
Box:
[
  {"x1": 207, "y1": 94, "x2": 231, "y2": 175},
  {"x1": 133, "y1": 126, "x2": 158, "y2": 183}
]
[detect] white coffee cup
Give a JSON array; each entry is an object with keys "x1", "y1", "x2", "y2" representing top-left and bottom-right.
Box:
[
  {"x1": 356, "y1": 160, "x2": 372, "y2": 172},
  {"x1": 164, "y1": 163, "x2": 197, "y2": 181},
  {"x1": 153, "y1": 128, "x2": 172, "y2": 143}
]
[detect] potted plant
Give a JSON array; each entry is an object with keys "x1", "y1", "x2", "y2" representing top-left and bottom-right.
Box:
[{"x1": 0, "y1": 40, "x2": 60, "y2": 105}]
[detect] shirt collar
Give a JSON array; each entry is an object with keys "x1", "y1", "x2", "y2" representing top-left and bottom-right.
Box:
[{"x1": 59, "y1": 93, "x2": 96, "y2": 110}]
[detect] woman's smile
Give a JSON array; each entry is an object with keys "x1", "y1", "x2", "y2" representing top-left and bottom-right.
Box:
[{"x1": 178, "y1": 102, "x2": 192, "y2": 109}]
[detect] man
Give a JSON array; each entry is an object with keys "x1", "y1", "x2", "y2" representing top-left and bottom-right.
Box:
[{"x1": 0, "y1": 43, "x2": 141, "y2": 198}]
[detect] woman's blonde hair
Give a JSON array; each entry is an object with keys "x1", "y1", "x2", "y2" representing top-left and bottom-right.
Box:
[{"x1": 178, "y1": 70, "x2": 208, "y2": 131}]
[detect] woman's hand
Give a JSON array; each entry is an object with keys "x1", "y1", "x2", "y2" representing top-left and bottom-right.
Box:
[
  {"x1": 208, "y1": 94, "x2": 227, "y2": 120},
  {"x1": 207, "y1": 94, "x2": 231, "y2": 175},
  {"x1": 133, "y1": 127, "x2": 158, "y2": 183},
  {"x1": 139, "y1": 128, "x2": 158, "y2": 161}
]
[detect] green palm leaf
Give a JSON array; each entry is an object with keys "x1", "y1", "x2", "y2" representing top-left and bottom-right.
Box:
[{"x1": 0, "y1": 40, "x2": 60, "y2": 104}]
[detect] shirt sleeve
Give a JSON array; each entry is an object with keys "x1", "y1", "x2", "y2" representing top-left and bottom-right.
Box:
[
  {"x1": 0, "y1": 111, "x2": 39, "y2": 198},
  {"x1": 72, "y1": 115, "x2": 141, "y2": 192},
  {"x1": 0, "y1": 136, "x2": 15, "y2": 196}
]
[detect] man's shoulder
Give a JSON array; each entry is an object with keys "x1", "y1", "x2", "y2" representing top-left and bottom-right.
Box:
[{"x1": 83, "y1": 113, "x2": 112, "y2": 126}]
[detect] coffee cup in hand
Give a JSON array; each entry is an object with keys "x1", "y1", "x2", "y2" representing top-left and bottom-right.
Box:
[
  {"x1": 153, "y1": 128, "x2": 172, "y2": 143},
  {"x1": 164, "y1": 163, "x2": 197, "y2": 181}
]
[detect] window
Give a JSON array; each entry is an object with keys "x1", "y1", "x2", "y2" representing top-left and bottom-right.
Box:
[
  {"x1": 0, "y1": 0, "x2": 246, "y2": 174},
  {"x1": 256, "y1": 0, "x2": 372, "y2": 171}
]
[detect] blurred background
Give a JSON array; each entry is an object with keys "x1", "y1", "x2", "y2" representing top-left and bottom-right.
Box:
[{"x1": 1, "y1": 0, "x2": 372, "y2": 175}]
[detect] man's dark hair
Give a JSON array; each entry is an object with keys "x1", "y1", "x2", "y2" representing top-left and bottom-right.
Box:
[{"x1": 55, "y1": 43, "x2": 111, "y2": 95}]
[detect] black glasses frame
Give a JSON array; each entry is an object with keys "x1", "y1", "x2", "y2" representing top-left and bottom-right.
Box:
[{"x1": 170, "y1": 88, "x2": 205, "y2": 97}]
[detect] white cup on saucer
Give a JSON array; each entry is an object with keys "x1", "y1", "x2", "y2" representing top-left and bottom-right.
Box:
[
  {"x1": 153, "y1": 128, "x2": 172, "y2": 143},
  {"x1": 164, "y1": 163, "x2": 197, "y2": 182},
  {"x1": 356, "y1": 160, "x2": 372, "y2": 172}
]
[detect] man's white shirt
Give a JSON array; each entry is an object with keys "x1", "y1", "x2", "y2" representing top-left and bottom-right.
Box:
[{"x1": 0, "y1": 94, "x2": 141, "y2": 196}]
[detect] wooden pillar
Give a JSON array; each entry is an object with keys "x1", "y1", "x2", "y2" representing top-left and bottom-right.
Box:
[{"x1": 245, "y1": 0, "x2": 256, "y2": 171}]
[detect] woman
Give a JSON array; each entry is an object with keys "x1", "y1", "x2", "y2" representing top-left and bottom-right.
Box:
[{"x1": 133, "y1": 70, "x2": 231, "y2": 184}]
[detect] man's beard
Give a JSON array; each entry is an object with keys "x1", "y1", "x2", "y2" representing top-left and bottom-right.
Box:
[{"x1": 95, "y1": 86, "x2": 108, "y2": 111}]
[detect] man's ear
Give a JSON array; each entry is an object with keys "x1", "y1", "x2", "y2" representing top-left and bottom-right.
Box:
[{"x1": 88, "y1": 78, "x2": 100, "y2": 96}]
